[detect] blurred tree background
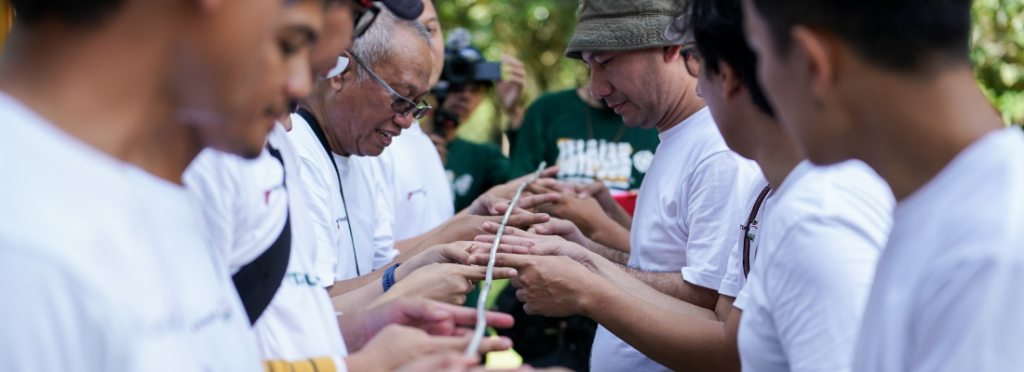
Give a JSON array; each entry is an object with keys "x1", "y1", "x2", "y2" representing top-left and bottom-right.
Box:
[
  {"x1": 442, "y1": 0, "x2": 1023, "y2": 144},
  {"x1": 973, "y1": 0, "x2": 1024, "y2": 127},
  {"x1": 0, "y1": 0, "x2": 1020, "y2": 130}
]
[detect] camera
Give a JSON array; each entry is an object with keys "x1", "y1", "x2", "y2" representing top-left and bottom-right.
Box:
[{"x1": 433, "y1": 28, "x2": 502, "y2": 101}]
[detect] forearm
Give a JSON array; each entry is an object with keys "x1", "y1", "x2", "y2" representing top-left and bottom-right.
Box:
[
  {"x1": 609, "y1": 206, "x2": 633, "y2": 230},
  {"x1": 332, "y1": 279, "x2": 385, "y2": 315},
  {"x1": 587, "y1": 258, "x2": 717, "y2": 318},
  {"x1": 327, "y1": 268, "x2": 386, "y2": 298},
  {"x1": 613, "y1": 263, "x2": 719, "y2": 310},
  {"x1": 584, "y1": 239, "x2": 630, "y2": 265},
  {"x1": 581, "y1": 280, "x2": 739, "y2": 372},
  {"x1": 588, "y1": 217, "x2": 631, "y2": 252}
]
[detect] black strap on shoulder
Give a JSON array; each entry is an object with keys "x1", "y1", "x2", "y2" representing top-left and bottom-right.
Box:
[
  {"x1": 233, "y1": 145, "x2": 291, "y2": 325},
  {"x1": 743, "y1": 185, "x2": 772, "y2": 278},
  {"x1": 296, "y1": 107, "x2": 361, "y2": 276}
]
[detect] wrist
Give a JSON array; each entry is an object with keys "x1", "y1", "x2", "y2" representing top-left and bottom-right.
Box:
[
  {"x1": 392, "y1": 262, "x2": 410, "y2": 282},
  {"x1": 345, "y1": 351, "x2": 387, "y2": 372}
]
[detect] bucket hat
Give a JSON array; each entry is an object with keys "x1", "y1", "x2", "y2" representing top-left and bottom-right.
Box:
[{"x1": 565, "y1": 0, "x2": 688, "y2": 59}]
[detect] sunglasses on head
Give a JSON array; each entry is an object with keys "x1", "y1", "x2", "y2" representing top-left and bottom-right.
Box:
[{"x1": 353, "y1": 1, "x2": 381, "y2": 39}]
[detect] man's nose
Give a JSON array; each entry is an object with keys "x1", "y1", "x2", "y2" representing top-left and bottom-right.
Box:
[
  {"x1": 590, "y1": 71, "x2": 613, "y2": 99},
  {"x1": 393, "y1": 110, "x2": 415, "y2": 129}
]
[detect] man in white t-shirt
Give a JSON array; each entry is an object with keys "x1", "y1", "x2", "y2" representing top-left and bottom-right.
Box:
[
  {"x1": 0, "y1": 0, "x2": 281, "y2": 370},
  {"x1": 476, "y1": 4, "x2": 895, "y2": 371},
  {"x1": 149, "y1": 3, "x2": 518, "y2": 371},
  {"x1": 744, "y1": 0, "x2": 1024, "y2": 370},
  {"x1": 379, "y1": 0, "x2": 454, "y2": 244},
  {"x1": 479, "y1": 1, "x2": 759, "y2": 371},
  {"x1": 291, "y1": 9, "x2": 552, "y2": 301},
  {"x1": 289, "y1": 10, "x2": 433, "y2": 297}
]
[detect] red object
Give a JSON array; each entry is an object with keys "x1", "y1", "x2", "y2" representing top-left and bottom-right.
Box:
[{"x1": 613, "y1": 190, "x2": 640, "y2": 216}]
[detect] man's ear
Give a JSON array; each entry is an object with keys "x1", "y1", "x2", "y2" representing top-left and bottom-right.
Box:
[
  {"x1": 717, "y1": 61, "x2": 744, "y2": 100},
  {"x1": 790, "y1": 26, "x2": 839, "y2": 98},
  {"x1": 331, "y1": 52, "x2": 354, "y2": 91},
  {"x1": 663, "y1": 45, "x2": 684, "y2": 63}
]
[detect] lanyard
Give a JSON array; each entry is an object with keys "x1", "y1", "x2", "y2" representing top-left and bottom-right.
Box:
[
  {"x1": 297, "y1": 108, "x2": 361, "y2": 277},
  {"x1": 743, "y1": 185, "x2": 772, "y2": 278}
]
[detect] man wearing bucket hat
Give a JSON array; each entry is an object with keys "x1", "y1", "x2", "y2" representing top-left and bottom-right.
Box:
[{"x1": 509, "y1": 1, "x2": 761, "y2": 372}]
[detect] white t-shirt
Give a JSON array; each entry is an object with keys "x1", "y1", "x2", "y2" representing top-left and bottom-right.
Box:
[
  {"x1": 591, "y1": 107, "x2": 761, "y2": 372},
  {"x1": 0, "y1": 91, "x2": 260, "y2": 371},
  {"x1": 853, "y1": 129, "x2": 1024, "y2": 372},
  {"x1": 376, "y1": 122, "x2": 454, "y2": 240},
  {"x1": 184, "y1": 124, "x2": 349, "y2": 368},
  {"x1": 128, "y1": 169, "x2": 263, "y2": 372},
  {"x1": 718, "y1": 174, "x2": 770, "y2": 298},
  {"x1": 288, "y1": 112, "x2": 399, "y2": 285},
  {"x1": 733, "y1": 160, "x2": 894, "y2": 372}
]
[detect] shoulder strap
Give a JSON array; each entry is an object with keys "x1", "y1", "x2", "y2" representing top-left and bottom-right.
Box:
[
  {"x1": 743, "y1": 185, "x2": 772, "y2": 278},
  {"x1": 296, "y1": 108, "x2": 361, "y2": 276},
  {"x1": 232, "y1": 145, "x2": 291, "y2": 325}
]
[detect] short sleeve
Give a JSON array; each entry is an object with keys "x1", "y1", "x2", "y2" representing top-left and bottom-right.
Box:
[
  {"x1": 297, "y1": 156, "x2": 339, "y2": 287},
  {"x1": 681, "y1": 151, "x2": 758, "y2": 290},
  {"x1": 183, "y1": 150, "x2": 239, "y2": 271},
  {"x1": 763, "y1": 218, "x2": 879, "y2": 372},
  {"x1": 717, "y1": 236, "x2": 745, "y2": 297}
]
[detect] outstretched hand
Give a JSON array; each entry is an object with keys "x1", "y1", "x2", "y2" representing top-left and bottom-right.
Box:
[{"x1": 343, "y1": 296, "x2": 515, "y2": 350}]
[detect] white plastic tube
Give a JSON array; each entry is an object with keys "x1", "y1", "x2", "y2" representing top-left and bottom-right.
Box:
[{"x1": 464, "y1": 161, "x2": 547, "y2": 356}]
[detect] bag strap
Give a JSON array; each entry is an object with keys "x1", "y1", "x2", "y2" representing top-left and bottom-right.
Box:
[
  {"x1": 233, "y1": 144, "x2": 291, "y2": 325},
  {"x1": 296, "y1": 108, "x2": 361, "y2": 277},
  {"x1": 743, "y1": 185, "x2": 772, "y2": 278}
]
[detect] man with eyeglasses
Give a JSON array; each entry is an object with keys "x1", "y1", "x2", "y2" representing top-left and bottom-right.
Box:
[{"x1": 288, "y1": 9, "x2": 456, "y2": 300}]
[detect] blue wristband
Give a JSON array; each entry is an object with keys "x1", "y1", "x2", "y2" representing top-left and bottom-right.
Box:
[{"x1": 382, "y1": 263, "x2": 402, "y2": 292}]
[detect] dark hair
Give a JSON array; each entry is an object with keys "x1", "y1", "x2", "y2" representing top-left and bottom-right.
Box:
[
  {"x1": 750, "y1": 0, "x2": 973, "y2": 72},
  {"x1": 11, "y1": 0, "x2": 125, "y2": 24},
  {"x1": 685, "y1": 0, "x2": 774, "y2": 116}
]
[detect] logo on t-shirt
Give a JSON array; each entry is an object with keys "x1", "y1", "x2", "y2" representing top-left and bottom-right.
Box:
[
  {"x1": 407, "y1": 188, "x2": 427, "y2": 200},
  {"x1": 449, "y1": 172, "x2": 474, "y2": 197},
  {"x1": 555, "y1": 138, "x2": 644, "y2": 189}
]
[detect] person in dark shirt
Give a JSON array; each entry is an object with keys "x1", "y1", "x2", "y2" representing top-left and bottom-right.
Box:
[{"x1": 510, "y1": 86, "x2": 660, "y2": 192}]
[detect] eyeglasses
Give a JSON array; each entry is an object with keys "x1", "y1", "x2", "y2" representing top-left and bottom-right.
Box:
[
  {"x1": 353, "y1": 1, "x2": 380, "y2": 39},
  {"x1": 681, "y1": 46, "x2": 703, "y2": 78},
  {"x1": 349, "y1": 53, "x2": 433, "y2": 119}
]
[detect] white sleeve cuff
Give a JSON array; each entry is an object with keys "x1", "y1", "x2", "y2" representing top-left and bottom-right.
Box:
[{"x1": 681, "y1": 267, "x2": 725, "y2": 291}]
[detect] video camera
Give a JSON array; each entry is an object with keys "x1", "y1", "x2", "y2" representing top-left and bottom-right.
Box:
[{"x1": 433, "y1": 28, "x2": 502, "y2": 103}]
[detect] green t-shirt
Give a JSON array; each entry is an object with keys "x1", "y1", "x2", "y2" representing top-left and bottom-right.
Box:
[
  {"x1": 510, "y1": 89, "x2": 660, "y2": 190},
  {"x1": 446, "y1": 137, "x2": 510, "y2": 211}
]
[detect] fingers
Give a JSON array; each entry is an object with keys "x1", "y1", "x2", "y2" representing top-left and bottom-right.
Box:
[
  {"x1": 515, "y1": 193, "x2": 561, "y2": 210},
  {"x1": 525, "y1": 183, "x2": 558, "y2": 197},
  {"x1": 578, "y1": 181, "x2": 607, "y2": 199},
  {"x1": 461, "y1": 240, "x2": 528, "y2": 256},
  {"x1": 539, "y1": 165, "x2": 560, "y2": 178},
  {"x1": 451, "y1": 265, "x2": 517, "y2": 283},
  {"x1": 477, "y1": 336, "x2": 514, "y2": 354},
  {"x1": 474, "y1": 234, "x2": 539, "y2": 249},
  {"x1": 435, "y1": 301, "x2": 516, "y2": 329},
  {"x1": 469, "y1": 252, "x2": 532, "y2": 269},
  {"x1": 503, "y1": 213, "x2": 550, "y2": 228}
]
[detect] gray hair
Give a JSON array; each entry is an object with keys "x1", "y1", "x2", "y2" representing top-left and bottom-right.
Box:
[{"x1": 350, "y1": 6, "x2": 433, "y2": 83}]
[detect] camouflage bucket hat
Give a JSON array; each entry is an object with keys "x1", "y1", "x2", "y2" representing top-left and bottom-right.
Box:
[{"x1": 565, "y1": 0, "x2": 689, "y2": 60}]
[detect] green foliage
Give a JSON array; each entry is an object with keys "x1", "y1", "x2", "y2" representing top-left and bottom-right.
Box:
[
  {"x1": 440, "y1": 0, "x2": 1024, "y2": 139},
  {"x1": 973, "y1": 0, "x2": 1024, "y2": 126}
]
